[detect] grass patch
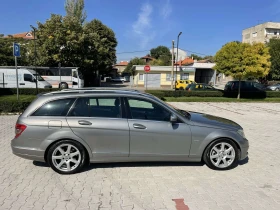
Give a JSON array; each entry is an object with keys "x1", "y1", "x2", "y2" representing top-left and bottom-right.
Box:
[{"x1": 164, "y1": 97, "x2": 280, "y2": 102}]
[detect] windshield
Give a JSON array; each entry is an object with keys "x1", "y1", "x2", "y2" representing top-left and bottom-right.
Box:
[{"x1": 34, "y1": 74, "x2": 45, "y2": 81}]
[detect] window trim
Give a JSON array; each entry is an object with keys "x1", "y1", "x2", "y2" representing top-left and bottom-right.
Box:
[
  {"x1": 66, "y1": 96, "x2": 124, "y2": 119},
  {"x1": 124, "y1": 96, "x2": 175, "y2": 123}
]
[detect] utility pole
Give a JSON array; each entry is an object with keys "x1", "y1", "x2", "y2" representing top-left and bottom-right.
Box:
[
  {"x1": 175, "y1": 32, "x2": 182, "y2": 91},
  {"x1": 30, "y1": 25, "x2": 38, "y2": 94},
  {"x1": 171, "y1": 40, "x2": 175, "y2": 90}
]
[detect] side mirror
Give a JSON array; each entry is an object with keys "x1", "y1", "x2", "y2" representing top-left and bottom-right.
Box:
[{"x1": 170, "y1": 114, "x2": 178, "y2": 123}]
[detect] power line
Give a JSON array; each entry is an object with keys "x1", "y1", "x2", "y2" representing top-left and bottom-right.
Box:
[
  {"x1": 116, "y1": 48, "x2": 210, "y2": 56},
  {"x1": 116, "y1": 50, "x2": 150, "y2": 54}
]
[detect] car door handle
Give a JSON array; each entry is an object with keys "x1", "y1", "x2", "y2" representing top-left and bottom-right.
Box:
[
  {"x1": 78, "y1": 120, "x2": 92, "y2": 125},
  {"x1": 133, "y1": 124, "x2": 146, "y2": 129}
]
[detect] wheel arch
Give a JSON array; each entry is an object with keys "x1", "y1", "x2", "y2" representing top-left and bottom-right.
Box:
[
  {"x1": 44, "y1": 138, "x2": 91, "y2": 165},
  {"x1": 201, "y1": 137, "x2": 241, "y2": 162}
]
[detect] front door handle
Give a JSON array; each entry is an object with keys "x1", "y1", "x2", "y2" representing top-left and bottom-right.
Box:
[
  {"x1": 78, "y1": 120, "x2": 92, "y2": 125},
  {"x1": 133, "y1": 124, "x2": 146, "y2": 129}
]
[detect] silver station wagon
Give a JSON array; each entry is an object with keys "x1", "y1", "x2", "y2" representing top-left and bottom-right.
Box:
[{"x1": 11, "y1": 89, "x2": 249, "y2": 174}]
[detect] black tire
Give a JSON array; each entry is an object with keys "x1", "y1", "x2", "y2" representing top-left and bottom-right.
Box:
[
  {"x1": 203, "y1": 139, "x2": 240, "y2": 170},
  {"x1": 60, "y1": 83, "x2": 68, "y2": 89},
  {"x1": 47, "y1": 140, "x2": 86, "y2": 174},
  {"x1": 179, "y1": 87, "x2": 184, "y2": 90},
  {"x1": 276, "y1": 88, "x2": 279, "y2": 91}
]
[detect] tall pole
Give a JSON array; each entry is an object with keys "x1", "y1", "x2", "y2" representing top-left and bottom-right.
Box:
[
  {"x1": 175, "y1": 32, "x2": 182, "y2": 91},
  {"x1": 31, "y1": 25, "x2": 38, "y2": 94},
  {"x1": 171, "y1": 40, "x2": 175, "y2": 90},
  {"x1": 15, "y1": 56, "x2": 19, "y2": 100}
]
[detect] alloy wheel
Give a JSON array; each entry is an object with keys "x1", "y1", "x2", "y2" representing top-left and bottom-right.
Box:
[
  {"x1": 209, "y1": 142, "x2": 235, "y2": 168},
  {"x1": 52, "y1": 144, "x2": 81, "y2": 172}
]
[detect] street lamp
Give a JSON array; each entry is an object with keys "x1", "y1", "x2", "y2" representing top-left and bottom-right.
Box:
[
  {"x1": 175, "y1": 32, "x2": 182, "y2": 91},
  {"x1": 30, "y1": 25, "x2": 38, "y2": 94}
]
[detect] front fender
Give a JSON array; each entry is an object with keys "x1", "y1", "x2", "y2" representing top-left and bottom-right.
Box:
[{"x1": 189, "y1": 126, "x2": 244, "y2": 158}]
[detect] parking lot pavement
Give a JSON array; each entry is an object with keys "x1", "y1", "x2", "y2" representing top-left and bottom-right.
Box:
[{"x1": 0, "y1": 103, "x2": 280, "y2": 210}]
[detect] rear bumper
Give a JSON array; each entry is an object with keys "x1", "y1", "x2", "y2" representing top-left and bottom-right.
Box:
[{"x1": 11, "y1": 144, "x2": 45, "y2": 162}]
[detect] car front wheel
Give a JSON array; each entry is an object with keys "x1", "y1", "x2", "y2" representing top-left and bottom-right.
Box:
[
  {"x1": 47, "y1": 140, "x2": 86, "y2": 174},
  {"x1": 203, "y1": 139, "x2": 239, "y2": 170}
]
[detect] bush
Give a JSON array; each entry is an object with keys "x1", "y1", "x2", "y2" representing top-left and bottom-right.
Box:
[
  {"x1": 146, "y1": 90, "x2": 224, "y2": 98},
  {"x1": 0, "y1": 100, "x2": 33, "y2": 113},
  {"x1": 0, "y1": 88, "x2": 60, "y2": 96},
  {"x1": 266, "y1": 91, "x2": 280, "y2": 98}
]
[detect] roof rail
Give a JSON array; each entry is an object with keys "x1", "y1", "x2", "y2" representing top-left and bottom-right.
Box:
[
  {"x1": 60, "y1": 87, "x2": 140, "y2": 92},
  {"x1": 42, "y1": 88, "x2": 142, "y2": 96}
]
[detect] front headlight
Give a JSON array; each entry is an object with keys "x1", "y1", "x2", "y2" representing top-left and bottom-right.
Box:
[{"x1": 237, "y1": 129, "x2": 246, "y2": 139}]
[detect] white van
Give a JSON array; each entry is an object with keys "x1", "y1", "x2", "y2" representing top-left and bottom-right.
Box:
[{"x1": 0, "y1": 68, "x2": 52, "y2": 88}]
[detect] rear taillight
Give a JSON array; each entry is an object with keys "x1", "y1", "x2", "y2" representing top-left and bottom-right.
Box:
[{"x1": 15, "y1": 124, "x2": 27, "y2": 138}]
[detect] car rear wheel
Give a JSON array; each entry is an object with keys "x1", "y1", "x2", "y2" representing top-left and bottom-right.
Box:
[
  {"x1": 47, "y1": 140, "x2": 86, "y2": 174},
  {"x1": 179, "y1": 87, "x2": 184, "y2": 90},
  {"x1": 203, "y1": 139, "x2": 239, "y2": 170},
  {"x1": 276, "y1": 88, "x2": 279, "y2": 91}
]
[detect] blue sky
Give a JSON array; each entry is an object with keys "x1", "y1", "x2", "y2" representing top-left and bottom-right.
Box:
[{"x1": 1, "y1": 0, "x2": 279, "y2": 62}]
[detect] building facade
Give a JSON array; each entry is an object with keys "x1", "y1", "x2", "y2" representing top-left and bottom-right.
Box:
[
  {"x1": 131, "y1": 63, "x2": 218, "y2": 88},
  {"x1": 242, "y1": 22, "x2": 280, "y2": 44}
]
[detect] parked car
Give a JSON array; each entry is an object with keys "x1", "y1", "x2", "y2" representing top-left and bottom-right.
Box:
[
  {"x1": 186, "y1": 83, "x2": 217, "y2": 91},
  {"x1": 11, "y1": 89, "x2": 249, "y2": 174},
  {"x1": 111, "y1": 77, "x2": 125, "y2": 82},
  {"x1": 175, "y1": 80, "x2": 196, "y2": 90},
  {"x1": 224, "y1": 81, "x2": 266, "y2": 98},
  {"x1": 266, "y1": 83, "x2": 280, "y2": 91}
]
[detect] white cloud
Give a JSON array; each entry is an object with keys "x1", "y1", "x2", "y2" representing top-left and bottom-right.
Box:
[
  {"x1": 132, "y1": 2, "x2": 154, "y2": 48},
  {"x1": 160, "y1": 0, "x2": 172, "y2": 19}
]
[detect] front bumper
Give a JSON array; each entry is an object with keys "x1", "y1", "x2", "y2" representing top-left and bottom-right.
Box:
[{"x1": 240, "y1": 138, "x2": 249, "y2": 160}]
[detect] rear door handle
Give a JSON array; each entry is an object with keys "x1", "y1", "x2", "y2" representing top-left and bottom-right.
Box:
[
  {"x1": 133, "y1": 124, "x2": 146, "y2": 129},
  {"x1": 78, "y1": 120, "x2": 92, "y2": 125}
]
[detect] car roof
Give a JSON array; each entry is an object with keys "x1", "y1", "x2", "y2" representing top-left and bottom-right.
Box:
[{"x1": 23, "y1": 89, "x2": 160, "y2": 117}]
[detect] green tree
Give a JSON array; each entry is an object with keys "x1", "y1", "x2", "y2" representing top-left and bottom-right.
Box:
[
  {"x1": 267, "y1": 38, "x2": 280, "y2": 79},
  {"x1": 65, "y1": 0, "x2": 87, "y2": 24},
  {"x1": 150, "y1": 46, "x2": 171, "y2": 66},
  {"x1": 83, "y1": 19, "x2": 117, "y2": 73},
  {"x1": 123, "y1": 57, "x2": 145, "y2": 76},
  {"x1": 214, "y1": 42, "x2": 270, "y2": 99},
  {"x1": 0, "y1": 37, "x2": 29, "y2": 66},
  {"x1": 150, "y1": 46, "x2": 171, "y2": 59},
  {"x1": 190, "y1": 54, "x2": 202, "y2": 60}
]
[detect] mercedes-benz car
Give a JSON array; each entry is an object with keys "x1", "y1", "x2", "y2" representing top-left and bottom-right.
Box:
[{"x1": 11, "y1": 89, "x2": 249, "y2": 174}]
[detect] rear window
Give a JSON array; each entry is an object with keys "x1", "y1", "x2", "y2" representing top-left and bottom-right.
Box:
[{"x1": 32, "y1": 98, "x2": 75, "y2": 116}]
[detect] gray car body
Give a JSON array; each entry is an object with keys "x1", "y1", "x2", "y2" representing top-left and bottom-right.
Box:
[{"x1": 11, "y1": 90, "x2": 249, "y2": 164}]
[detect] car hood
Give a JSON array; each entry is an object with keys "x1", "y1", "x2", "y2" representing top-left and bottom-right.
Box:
[{"x1": 189, "y1": 111, "x2": 242, "y2": 130}]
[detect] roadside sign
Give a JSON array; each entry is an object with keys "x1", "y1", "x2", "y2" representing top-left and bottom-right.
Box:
[
  {"x1": 144, "y1": 65, "x2": 150, "y2": 72},
  {"x1": 13, "y1": 43, "x2": 20, "y2": 57}
]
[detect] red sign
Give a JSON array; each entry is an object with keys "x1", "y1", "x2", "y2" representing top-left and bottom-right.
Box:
[{"x1": 144, "y1": 65, "x2": 150, "y2": 72}]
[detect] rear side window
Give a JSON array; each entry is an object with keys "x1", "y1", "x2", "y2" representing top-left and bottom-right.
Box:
[
  {"x1": 68, "y1": 97, "x2": 122, "y2": 118},
  {"x1": 32, "y1": 98, "x2": 75, "y2": 116}
]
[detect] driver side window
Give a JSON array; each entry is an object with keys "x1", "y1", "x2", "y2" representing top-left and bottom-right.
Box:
[
  {"x1": 24, "y1": 74, "x2": 33, "y2": 82},
  {"x1": 127, "y1": 98, "x2": 171, "y2": 122}
]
